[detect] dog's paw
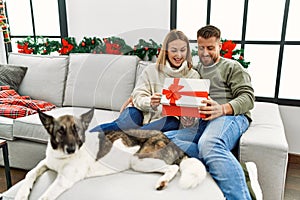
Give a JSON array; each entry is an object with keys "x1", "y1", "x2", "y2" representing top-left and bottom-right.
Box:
[
  {"x1": 15, "y1": 188, "x2": 31, "y2": 200},
  {"x1": 155, "y1": 179, "x2": 168, "y2": 190},
  {"x1": 179, "y1": 158, "x2": 207, "y2": 189},
  {"x1": 15, "y1": 182, "x2": 33, "y2": 200},
  {"x1": 154, "y1": 165, "x2": 179, "y2": 190}
]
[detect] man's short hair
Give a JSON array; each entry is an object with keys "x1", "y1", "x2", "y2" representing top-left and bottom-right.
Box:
[{"x1": 197, "y1": 25, "x2": 221, "y2": 40}]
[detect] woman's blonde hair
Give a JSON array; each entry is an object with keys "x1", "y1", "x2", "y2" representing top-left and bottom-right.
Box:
[{"x1": 156, "y1": 29, "x2": 193, "y2": 71}]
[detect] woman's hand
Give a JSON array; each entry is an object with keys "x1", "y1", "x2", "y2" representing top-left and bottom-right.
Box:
[
  {"x1": 120, "y1": 96, "x2": 134, "y2": 113},
  {"x1": 199, "y1": 97, "x2": 231, "y2": 120},
  {"x1": 150, "y1": 93, "x2": 162, "y2": 111}
]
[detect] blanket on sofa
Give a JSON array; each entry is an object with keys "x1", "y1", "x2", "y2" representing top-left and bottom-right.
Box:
[{"x1": 0, "y1": 85, "x2": 56, "y2": 119}]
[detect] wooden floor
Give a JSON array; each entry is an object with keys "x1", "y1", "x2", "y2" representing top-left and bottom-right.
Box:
[
  {"x1": 285, "y1": 154, "x2": 300, "y2": 200},
  {"x1": 1, "y1": 154, "x2": 300, "y2": 199}
]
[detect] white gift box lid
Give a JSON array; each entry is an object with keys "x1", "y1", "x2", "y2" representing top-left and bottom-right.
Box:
[{"x1": 161, "y1": 78, "x2": 210, "y2": 107}]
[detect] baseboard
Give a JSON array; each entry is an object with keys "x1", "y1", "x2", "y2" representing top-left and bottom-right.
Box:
[{"x1": 288, "y1": 153, "x2": 300, "y2": 164}]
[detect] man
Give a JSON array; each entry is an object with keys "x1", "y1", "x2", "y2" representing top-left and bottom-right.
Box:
[{"x1": 164, "y1": 25, "x2": 258, "y2": 199}]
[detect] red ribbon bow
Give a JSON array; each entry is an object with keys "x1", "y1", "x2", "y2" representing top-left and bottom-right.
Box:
[
  {"x1": 162, "y1": 78, "x2": 183, "y2": 105},
  {"x1": 162, "y1": 78, "x2": 208, "y2": 105}
]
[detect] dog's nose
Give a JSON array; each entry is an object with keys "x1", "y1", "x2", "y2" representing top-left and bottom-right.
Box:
[{"x1": 66, "y1": 145, "x2": 76, "y2": 154}]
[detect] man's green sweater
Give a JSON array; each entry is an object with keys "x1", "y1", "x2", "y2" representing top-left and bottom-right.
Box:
[{"x1": 194, "y1": 57, "x2": 255, "y2": 121}]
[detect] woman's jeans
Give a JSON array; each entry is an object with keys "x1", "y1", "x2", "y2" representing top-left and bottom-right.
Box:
[
  {"x1": 164, "y1": 115, "x2": 251, "y2": 200},
  {"x1": 90, "y1": 107, "x2": 180, "y2": 132}
]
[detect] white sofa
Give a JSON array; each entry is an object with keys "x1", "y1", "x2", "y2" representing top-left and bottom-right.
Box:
[{"x1": 0, "y1": 53, "x2": 288, "y2": 200}]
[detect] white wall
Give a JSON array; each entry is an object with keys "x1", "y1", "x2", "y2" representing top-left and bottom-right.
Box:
[{"x1": 66, "y1": 0, "x2": 170, "y2": 46}]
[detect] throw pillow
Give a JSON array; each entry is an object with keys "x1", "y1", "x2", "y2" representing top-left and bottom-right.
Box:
[{"x1": 0, "y1": 64, "x2": 28, "y2": 91}]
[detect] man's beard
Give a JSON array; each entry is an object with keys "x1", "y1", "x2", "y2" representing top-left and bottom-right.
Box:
[{"x1": 200, "y1": 55, "x2": 216, "y2": 67}]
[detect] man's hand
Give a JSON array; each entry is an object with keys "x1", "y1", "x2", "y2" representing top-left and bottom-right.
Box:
[
  {"x1": 150, "y1": 93, "x2": 162, "y2": 111},
  {"x1": 199, "y1": 97, "x2": 230, "y2": 120}
]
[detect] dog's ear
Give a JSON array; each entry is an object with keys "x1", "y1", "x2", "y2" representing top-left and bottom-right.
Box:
[
  {"x1": 80, "y1": 108, "x2": 94, "y2": 130},
  {"x1": 38, "y1": 109, "x2": 54, "y2": 134}
]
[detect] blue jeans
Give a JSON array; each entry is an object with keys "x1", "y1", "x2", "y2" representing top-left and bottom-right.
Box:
[
  {"x1": 90, "y1": 107, "x2": 180, "y2": 132},
  {"x1": 164, "y1": 115, "x2": 251, "y2": 200}
]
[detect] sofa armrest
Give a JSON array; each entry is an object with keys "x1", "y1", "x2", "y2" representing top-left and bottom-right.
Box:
[{"x1": 239, "y1": 102, "x2": 289, "y2": 200}]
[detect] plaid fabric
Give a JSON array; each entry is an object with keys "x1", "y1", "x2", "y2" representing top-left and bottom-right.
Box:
[
  {"x1": 0, "y1": 85, "x2": 11, "y2": 91},
  {"x1": 0, "y1": 85, "x2": 56, "y2": 119}
]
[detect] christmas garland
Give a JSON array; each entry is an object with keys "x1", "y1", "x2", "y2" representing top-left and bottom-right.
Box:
[
  {"x1": 17, "y1": 36, "x2": 250, "y2": 68},
  {"x1": 17, "y1": 36, "x2": 162, "y2": 61}
]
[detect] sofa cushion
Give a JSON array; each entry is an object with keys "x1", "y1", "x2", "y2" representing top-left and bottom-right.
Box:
[
  {"x1": 0, "y1": 64, "x2": 28, "y2": 91},
  {"x1": 63, "y1": 53, "x2": 139, "y2": 111},
  {"x1": 239, "y1": 102, "x2": 288, "y2": 200},
  {"x1": 8, "y1": 53, "x2": 69, "y2": 106},
  {"x1": 2, "y1": 157, "x2": 224, "y2": 200},
  {"x1": 13, "y1": 107, "x2": 120, "y2": 143},
  {"x1": 0, "y1": 116, "x2": 14, "y2": 140}
]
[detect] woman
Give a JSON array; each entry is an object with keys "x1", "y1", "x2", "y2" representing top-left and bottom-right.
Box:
[{"x1": 90, "y1": 30, "x2": 200, "y2": 133}]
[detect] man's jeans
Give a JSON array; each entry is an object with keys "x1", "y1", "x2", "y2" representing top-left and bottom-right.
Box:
[
  {"x1": 164, "y1": 115, "x2": 251, "y2": 200},
  {"x1": 90, "y1": 107, "x2": 180, "y2": 132}
]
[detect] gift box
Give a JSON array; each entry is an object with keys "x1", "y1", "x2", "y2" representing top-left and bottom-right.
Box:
[{"x1": 161, "y1": 78, "x2": 210, "y2": 118}]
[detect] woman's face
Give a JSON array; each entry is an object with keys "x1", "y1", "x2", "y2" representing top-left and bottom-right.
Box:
[{"x1": 167, "y1": 39, "x2": 188, "y2": 68}]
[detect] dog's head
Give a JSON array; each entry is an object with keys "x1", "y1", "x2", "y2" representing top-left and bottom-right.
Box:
[{"x1": 38, "y1": 108, "x2": 94, "y2": 155}]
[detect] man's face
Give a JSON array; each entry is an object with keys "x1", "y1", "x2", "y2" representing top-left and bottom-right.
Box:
[{"x1": 197, "y1": 36, "x2": 221, "y2": 66}]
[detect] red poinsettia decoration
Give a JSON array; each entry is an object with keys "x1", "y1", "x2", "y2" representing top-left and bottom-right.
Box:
[
  {"x1": 59, "y1": 38, "x2": 74, "y2": 55},
  {"x1": 17, "y1": 42, "x2": 34, "y2": 54},
  {"x1": 220, "y1": 40, "x2": 250, "y2": 68},
  {"x1": 103, "y1": 38, "x2": 122, "y2": 55},
  {"x1": 221, "y1": 40, "x2": 236, "y2": 59}
]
